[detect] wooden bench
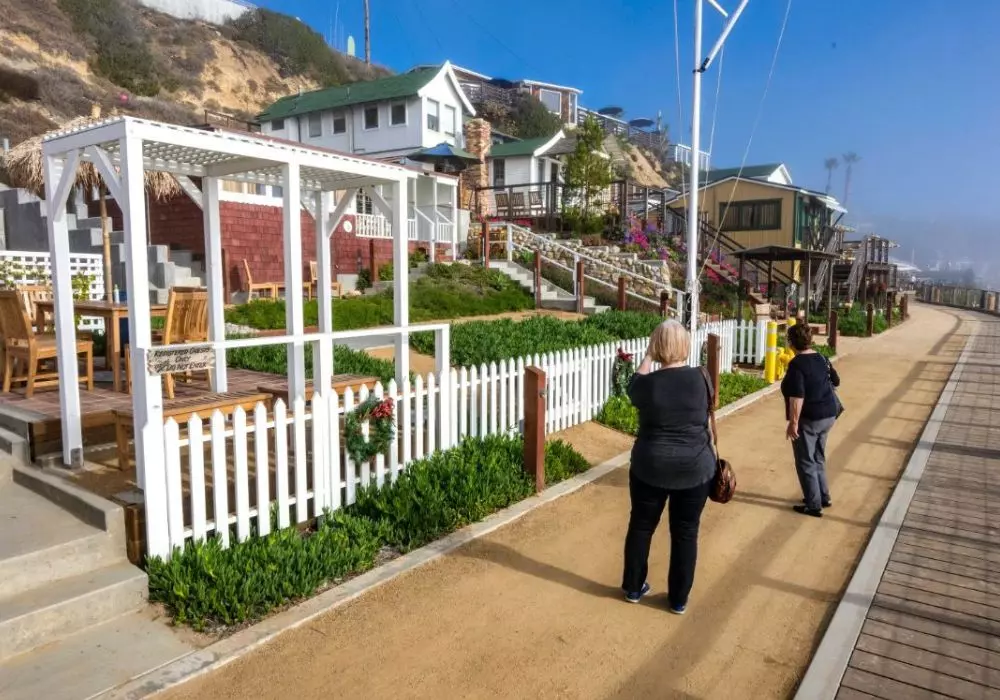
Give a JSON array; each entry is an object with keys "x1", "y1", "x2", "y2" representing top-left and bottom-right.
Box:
[
  {"x1": 257, "y1": 374, "x2": 379, "y2": 408},
  {"x1": 113, "y1": 391, "x2": 272, "y2": 471}
]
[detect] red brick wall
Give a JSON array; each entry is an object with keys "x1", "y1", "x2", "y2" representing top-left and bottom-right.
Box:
[{"x1": 96, "y1": 195, "x2": 453, "y2": 292}]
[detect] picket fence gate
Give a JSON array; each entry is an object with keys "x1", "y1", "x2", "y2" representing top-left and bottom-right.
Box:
[{"x1": 154, "y1": 318, "x2": 768, "y2": 556}]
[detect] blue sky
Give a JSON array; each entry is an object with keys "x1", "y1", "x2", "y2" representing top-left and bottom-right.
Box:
[{"x1": 257, "y1": 0, "x2": 999, "y2": 263}]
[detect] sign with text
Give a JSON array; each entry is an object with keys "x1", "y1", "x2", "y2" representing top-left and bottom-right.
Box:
[{"x1": 146, "y1": 346, "x2": 216, "y2": 376}]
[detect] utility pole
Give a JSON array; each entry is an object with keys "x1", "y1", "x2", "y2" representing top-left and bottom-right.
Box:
[
  {"x1": 364, "y1": 0, "x2": 371, "y2": 65},
  {"x1": 686, "y1": 0, "x2": 750, "y2": 337}
]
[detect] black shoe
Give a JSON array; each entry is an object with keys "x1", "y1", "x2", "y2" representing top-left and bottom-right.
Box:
[
  {"x1": 794, "y1": 505, "x2": 823, "y2": 518},
  {"x1": 803, "y1": 498, "x2": 833, "y2": 508}
]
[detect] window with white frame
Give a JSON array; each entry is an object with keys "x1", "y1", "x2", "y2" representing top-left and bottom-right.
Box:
[
  {"x1": 364, "y1": 105, "x2": 379, "y2": 130},
  {"x1": 332, "y1": 111, "x2": 347, "y2": 134},
  {"x1": 356, "y1": 191, "x2": 374, "y2": 214},
  {"x1": 427, "y1": 99, "x2": 440, "y2": 131},
  {"x1": 308, "y1": 112, "x2": 322, "y2": 138},
  {"x1": 390, "y1": 101, "x2": 407, "y2": 126},
  {"x1": 538, "y1": 88, "x2": 562, "y2": 115},
  {"x1": 493, "y1": 158, "x2": 505, "y2": 186},
  {"x1": 444, "y1": 104, "x2": 457, "y2": 135}
]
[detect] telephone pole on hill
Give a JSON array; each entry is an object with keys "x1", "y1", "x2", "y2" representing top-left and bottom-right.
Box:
[
  {"x1": 686, "y1": 0, "x2": 750, "y2": 337},
  {"x1": 364, "y1": 0, "x2": 371, "y2": 65}
]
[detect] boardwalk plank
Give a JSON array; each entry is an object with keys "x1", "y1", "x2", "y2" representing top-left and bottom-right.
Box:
[
  {"x1": 836, "y1": 688, "x2": 880, "y2": 700},
  {"x1": 897, "y1": 532, "x2": 1000, "y2": 564},
  {"x1": 890, "y1": 549, "x2": 995, "y2": 580},
  {"x1": 856, "y1": 630, "x2": 1000, "y2": 690},
  {"x1": 849, "y1": 650, "x2": 991, "y2": 700},
  {"x1": 840, "y1": 667, "x2": 956, "y2": 700},
  {"x1": 873, "y1": 593, "x2": 1000, "y2": 639},
  {"x1": 878, "y1": 580, "x2": 1000, "y2": 623},
  {"x1": 863, "y1": 618, "x2": 1000, "y2": 675},
  {"x1": 884, "y1": 561, "x2": 1000, "y2": 597}
]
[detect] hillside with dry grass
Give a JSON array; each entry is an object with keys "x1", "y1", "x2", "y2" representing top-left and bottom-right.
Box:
[{"x1": 0, "y1": 0, "x2": 387, "y2": 145}]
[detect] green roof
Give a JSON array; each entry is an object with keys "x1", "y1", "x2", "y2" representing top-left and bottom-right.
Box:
[
  {"x1": 704, "y1": 163, "x2": 785, "y2": 184},
  {"x1": 488, "y1": 134, "x2": 560, "y2": 158},
  {"x1": 258, "y1": 67, "x2": 439, "y2": 121}
]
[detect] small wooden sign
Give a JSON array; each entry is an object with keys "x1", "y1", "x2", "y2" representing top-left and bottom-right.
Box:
[{"x1": 146, "y1": 346, "x2": 216, "y2": 376}]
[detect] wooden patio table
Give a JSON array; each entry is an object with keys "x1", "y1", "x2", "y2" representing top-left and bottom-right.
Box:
[{"x1": 35, "y1": 300, "x2": 168, "y2": 393}]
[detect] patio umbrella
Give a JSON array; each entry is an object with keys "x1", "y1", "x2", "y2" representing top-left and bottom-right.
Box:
[
  {"x1": 0, "y1": 114, "x2": 180, "y2": 302},
  {"x1": 407, "y1": 142, "x2": 480, "y2": 173}
]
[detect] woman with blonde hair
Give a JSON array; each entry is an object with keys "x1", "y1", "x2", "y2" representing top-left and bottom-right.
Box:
[{"x1": 622, "y1": 319, "x2": 716, "y2": 614}]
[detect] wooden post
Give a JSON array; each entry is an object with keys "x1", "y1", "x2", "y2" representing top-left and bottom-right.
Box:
[
  {"x1": 866, "y1": 303, "x2": 875, "y2": 337},
  {"x1": 368, "y1": 238, "x2": 376, "y2": 279},
  {"x1": 901, "y1": 294, "x2": 909, "y2": 320},
  {"x1": 534, "y1": 254, "x2": 542, "y2": 309},
  {"x1": 523, "y1": 366, "x2": 546, "y2": 493},
  {"x1": 617, "y1": 276, "x2": 627, "y2": 311},
  {"x1": 885, "y1": 292, "x2": 893, "y2": 329},
  {"x1": 221, "y1": 248, "x2": 231, "y2": 303},
  {"x1": 706, "y1": 333, "x2": 721, "y2": 409},
  {"x1": 659, "y1": 290, "x2": 670, "y2": 318},
  {"x1": 575, "y1": 258, "x2": 585, "y2": 314},
  {"x1": 828, "y1": 310, "x2": 838, "y2": 353},
  {"x1": 483, "y1": 219, "x2": 491, "y2": 267}
]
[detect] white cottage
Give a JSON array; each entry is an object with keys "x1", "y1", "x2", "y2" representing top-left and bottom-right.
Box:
[{"x1": 258, "y1": 62, "x2": 476, "y2": 160}]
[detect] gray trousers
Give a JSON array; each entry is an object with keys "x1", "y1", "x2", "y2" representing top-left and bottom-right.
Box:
[{"x1": 792, "y1": 416, "x2": 836, "y2": 510}]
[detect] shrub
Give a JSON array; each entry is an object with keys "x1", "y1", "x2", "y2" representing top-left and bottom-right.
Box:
[
  {"x1": 147, "y1": 434, "x2": 590, "y2": 629},
  {"x1": 357, "y1": 268, "x2": 373, "y2": 291},
  {"x1": 582, "y1": 310, "x2": 663, "y2": 340},
  {"x1": 378, "y1": 263, "x2": 394, "y2": 282},
  {"x1": 413, "y1": 315, "x2": 613, "y2": 366},
  {"x1": 226, "y1": 343, "x2": 397, "y2": 384},
  {"x1": 812, "y1": 344, "x2": 836, "y2": 359},
  {"x1": 596, "y1": 372, "x2": 771, "y2": 435}
]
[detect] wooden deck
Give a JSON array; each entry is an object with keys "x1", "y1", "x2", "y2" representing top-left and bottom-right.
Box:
[{"x1": 797, "y1": 312, "x2": 1000, "y2": 699}]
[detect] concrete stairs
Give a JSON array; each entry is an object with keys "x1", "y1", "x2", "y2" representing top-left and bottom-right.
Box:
[
  {"x1": 488, "y1": 259, "x2": 608, "y2": 315},
  {"x1": 0, "y1": 459, "x2": 152, "y2": 692}
]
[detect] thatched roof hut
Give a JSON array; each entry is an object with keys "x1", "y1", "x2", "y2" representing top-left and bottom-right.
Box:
[{"x1": 0, "y1": 116, "x2": 179, "y2": 200}]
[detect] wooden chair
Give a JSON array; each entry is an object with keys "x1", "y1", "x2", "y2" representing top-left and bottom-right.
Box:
[
  {"x1": 126, "y1": 287, "x2": 209, "y2": 398},
  {"x1": 0, "y1": 290, "x2": 93, "y2": 397},
  {"x1": 242, "y1": 259, "x2": 278, "y2": 300},
  {"x1": 308, "y1": 261, "x2": 343, "y2": 300},
  {"x1": 17, "y1": 285, "x2": 53, "y2": 332},
  {"x1": 510, "y1": 191, "x2": 527, "y2": 215},
  {"x1": 528, "y1": 191, "x2": 544, "y2": 212},
  {"x1": 494, "y1": 192, "x2": 510, "y2": 215}
]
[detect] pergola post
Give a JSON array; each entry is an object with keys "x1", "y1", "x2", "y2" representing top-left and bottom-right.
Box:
[
  {"x1": 450, "y1": 181, "x2": 458, "y2": 261},
  {"x1": 315, "y1": 191, "x2": 335, "y2": 393},
  {"x1": 804, "y1": 252, "x2": 812, "y2": 318},
  {"x1": 119, "y1": 132, "x2": 169, "y2": 556},
  {"x1": 43, "y1": 149, "x2": 83, "y2": 467},
  {"x1": 430, "y1": 177, "x2": 438, "y2": 263},
  {"x1": 391, "y1": 177, "x2": 411, "y2": 387},
  {"x1": 282, "y1": 162, "x2": 306, "y2": 403},
  {"x1": 202, "y1": 176, "x2": 227, "y2": 391}
]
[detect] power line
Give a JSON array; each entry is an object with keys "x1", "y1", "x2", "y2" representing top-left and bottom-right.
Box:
[{"x1": 700, "y1": 0, "x2": 794, "y2": 282}]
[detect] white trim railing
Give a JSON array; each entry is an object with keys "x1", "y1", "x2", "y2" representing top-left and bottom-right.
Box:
[
  {"x1": 354, "y1": 212, "x2": 418, "y2": 241},
  {"x1": 153, "y1": 319, "x2": 766, "y2": 556}
]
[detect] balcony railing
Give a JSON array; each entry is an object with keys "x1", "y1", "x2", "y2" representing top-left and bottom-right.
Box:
[{"x1": 354, "y1": 213, "x2": 418, "y2": 241}]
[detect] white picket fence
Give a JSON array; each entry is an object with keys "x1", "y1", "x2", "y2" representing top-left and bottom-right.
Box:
[{"x1": 154, "y1": 318, "x2": 768, "y2": 556}]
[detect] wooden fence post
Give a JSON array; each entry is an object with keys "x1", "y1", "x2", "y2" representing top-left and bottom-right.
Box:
[
  {"x1": 707, "y1": 333, "x2": 721, "y2": 409},
  {"x1": 659, "y1": 290, "x2": 670, "y2": 318},
  {"x1": 828, "y1": 310, "x2": 839, "y2": 353},
  {"x1": 901, "y1": 294, "x2": 909, "y2": 320},
  {"x1": 368, "y1": 239, "x2": 376, "y2": 279},
  {"x1": 866, "y1": 303, "x2": 875, "y2": 337},
  {"x1": 575, "y1": 258, "x2": 585, "y2": 315},
  {"x1": 221, "y1": 248, "x2": 230, "y2": 302},
  {"x1": 617, "y1": 276, "x2": 627, "y2": 311},
  {"x1": 483, "y1": 220, "x2": 491, "y2": 267},
  {"x1": 523, "y1": 366, "x2": 546, "y2": 493},
  {"x1": 534, "y1": 255, "x2": 542, "y2": 309},
  {"x1": 885, "y1": 292, "x2": 893, "y2": 329}
]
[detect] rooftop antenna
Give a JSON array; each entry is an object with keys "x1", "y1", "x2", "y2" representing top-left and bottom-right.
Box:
[{"x1": 686, "y1": 0, "x2": 750, "y2": 336}]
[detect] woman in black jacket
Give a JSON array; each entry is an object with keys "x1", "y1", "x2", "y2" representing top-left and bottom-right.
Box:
[
  {"x1": 622, "y1": 320, "x2": 715, "y2": 615},
  {"x1": 781, "y1": 323, "x2": 840, "y2": 518}
]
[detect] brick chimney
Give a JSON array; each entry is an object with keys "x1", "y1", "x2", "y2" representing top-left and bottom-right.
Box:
[{"x1": 460, "y1": 118, "x2": 491, "y2": 217}]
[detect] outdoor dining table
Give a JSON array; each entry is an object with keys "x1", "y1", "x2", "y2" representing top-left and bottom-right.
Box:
[{"x1": 34, "y1": 300, "x2": 168, "y2": 393}]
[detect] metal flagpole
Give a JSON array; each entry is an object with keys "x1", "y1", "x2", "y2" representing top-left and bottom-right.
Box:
[{"x1": 686, "y1": 0, "x2": 751, "y2": 339}]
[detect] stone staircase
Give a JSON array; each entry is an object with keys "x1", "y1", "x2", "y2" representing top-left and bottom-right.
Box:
[
  {"x1": 0, "y1": 458, "x2": 194, "y2": 700},
  {"x1": 487, "y1": 259, "x2": 608, "y2": 315}
]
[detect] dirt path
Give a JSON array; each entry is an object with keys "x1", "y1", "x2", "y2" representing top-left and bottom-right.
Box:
[{"x1": 162, "y1": 303, "x2": 966, "y2": 700}]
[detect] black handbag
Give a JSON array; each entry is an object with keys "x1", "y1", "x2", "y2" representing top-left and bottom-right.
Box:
[{"x1": 826, "y1": 358, "x2": 844, "y2": 418}]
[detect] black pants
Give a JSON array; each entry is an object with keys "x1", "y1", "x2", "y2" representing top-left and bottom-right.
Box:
[{"x1": 622, "y1": 472, "x2": 711, "y2": 607}]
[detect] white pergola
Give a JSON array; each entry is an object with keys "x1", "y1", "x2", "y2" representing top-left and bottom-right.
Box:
[{"x1": 41, "y1": 117, "x2": 438, "y2": 482}]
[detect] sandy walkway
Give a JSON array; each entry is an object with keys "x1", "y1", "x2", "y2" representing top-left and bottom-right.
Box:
[{"x1": 162, "y1": 303, "x2": 966, "y2": 700}]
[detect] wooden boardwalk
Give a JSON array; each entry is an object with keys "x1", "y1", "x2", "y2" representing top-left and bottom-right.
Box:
[{"x1": 796, "y1": 311, "x2": 1000, "y2": 699}]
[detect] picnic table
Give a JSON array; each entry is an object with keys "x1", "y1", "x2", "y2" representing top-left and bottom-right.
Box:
[{"x1": 35, "y1": 300, "x2": 168, "y2": 393}]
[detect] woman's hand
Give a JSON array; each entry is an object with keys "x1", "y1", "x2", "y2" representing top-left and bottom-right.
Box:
[{"x1": 786, "y1": 421, "x2": 799, "y2": 441}]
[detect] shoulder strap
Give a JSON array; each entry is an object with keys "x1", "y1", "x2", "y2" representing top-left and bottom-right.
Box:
[{"x1": 699, "y1": 367, "x2": 719, "y2": 450}]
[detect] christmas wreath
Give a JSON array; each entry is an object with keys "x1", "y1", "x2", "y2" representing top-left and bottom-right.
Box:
[
  {"x1": 612, "y1": 348, "x2": 635, "y2": 397},
  {"x1": 343, "y1": 396, "x2": 395, "y2": 464}
]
